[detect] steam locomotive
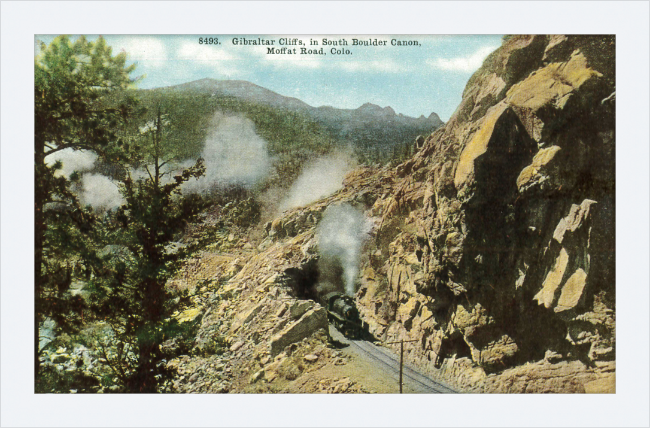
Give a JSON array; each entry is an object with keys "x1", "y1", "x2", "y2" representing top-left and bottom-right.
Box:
[{"x1": 321, "y1": 291, "x2": 366, "y2": 339}]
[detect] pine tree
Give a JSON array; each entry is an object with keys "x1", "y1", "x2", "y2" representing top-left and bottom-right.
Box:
[
  {"x1": 34, "y1": 35, "x2": 138, "y2": 384},
  {"x1": 90, "y1": 108, "x2": 205, "y2": 392}
]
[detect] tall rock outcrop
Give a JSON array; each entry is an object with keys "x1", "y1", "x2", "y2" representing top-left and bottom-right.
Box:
[
  {"x1": 172, "y1": 35, "x2": 615, "y2": 393},
  {"x1": 356, "y1": 35, "x2": 615, "y2": 392}
]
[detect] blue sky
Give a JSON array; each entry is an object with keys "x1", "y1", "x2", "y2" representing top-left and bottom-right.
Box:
[{"x1": 35, "y1": 34, "x2": 503, "y2": 121}]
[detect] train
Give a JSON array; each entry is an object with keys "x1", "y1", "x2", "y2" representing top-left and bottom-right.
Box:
[{"x1": 321, "y1": 291, "x2": 367, "y2": 339}]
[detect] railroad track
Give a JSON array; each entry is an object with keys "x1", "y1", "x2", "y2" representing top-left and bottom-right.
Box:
[{"x1": 349, "y1": 339, "x2": 457, "y2": 394}]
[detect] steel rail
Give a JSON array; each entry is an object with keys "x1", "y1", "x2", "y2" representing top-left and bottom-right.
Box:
[{"x1": 350, "y1": 340, "x2": 455, "y2": 393}]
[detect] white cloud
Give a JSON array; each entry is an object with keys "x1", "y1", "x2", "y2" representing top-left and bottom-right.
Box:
[
  {"x1": 113, "y1": 36, "x2": 168, "y2": 67},
  {"x1": 177, "y1": 41, "x2": 237, "y2": 62},
  {"x1": 428, "y1": 45, "x2": 498, "y2": 72},
  {"x1": 177, "y1": 41, "x2": 240, "y2": 75},
  {"x1": 337, "y1": 59, "x2": 405, "y2": 73}
]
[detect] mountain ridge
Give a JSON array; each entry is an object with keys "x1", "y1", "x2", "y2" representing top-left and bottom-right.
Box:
[{"x1": 157, "y1": 78, "x2": 443, "y2": 129}]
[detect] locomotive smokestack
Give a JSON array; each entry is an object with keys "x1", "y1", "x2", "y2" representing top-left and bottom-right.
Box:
[{"x1": 316, "y1": 203, "x2": 369, "y2": 296}]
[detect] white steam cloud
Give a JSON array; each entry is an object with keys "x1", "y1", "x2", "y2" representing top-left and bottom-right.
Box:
[
  {"x1": 45, "y1": 148, "x2": 97, "y2": 178},
  {"x1": 316, "y1": 204, "x2": 370, "y2": 296},
  {"x1": 44, "y1": 148, "x2": 123, "y2": 211},
  {"x1": 78, "y1": 174, "x2": 124, "y2": 211},
  {"x1": 43, "y1": 112, "x2": 271, "y2": 209},
  {"x1": 279, "y1": 153, "x2": 355, "y2": 212},
  {"x1": 183, "y1": 112, "x2": 271, "y2": 194}
]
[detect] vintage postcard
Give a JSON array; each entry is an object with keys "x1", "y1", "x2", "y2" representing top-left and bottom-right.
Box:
[{"x1": 33, "y1": 33, "x2": 616, "y2": 396}]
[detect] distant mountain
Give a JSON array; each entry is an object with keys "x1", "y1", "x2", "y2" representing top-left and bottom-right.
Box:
[
  {"x1": 167, "y1": 79, "x2": 312, "y2": 112},
  {"x1": 160, "y1": 79, "x2": 444, "y2": 153},
  {"x1": 311, "y1": 102, "x2": 442, "y2": 128},
  {"x1": 165, "y1": 78, "x2": 442, "y2": 125}
]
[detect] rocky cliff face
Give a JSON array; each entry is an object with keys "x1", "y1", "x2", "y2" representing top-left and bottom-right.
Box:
[
  {"x1": 164, "y1": 167, "x2": 396, "y2": 393},
  {"x1": 355, "y1": 34, "x2": 615, "y2": 392},
  {"x1": 170, "y1": 35, "x2": 615, "y2": 393}
]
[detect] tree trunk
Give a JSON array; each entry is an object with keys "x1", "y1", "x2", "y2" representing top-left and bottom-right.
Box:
[
  {"x1": 34, "y1": 136, "x2": 45, "y2": 385},
  {"x1": 131, "y1": 336, "x2": 160, "y2": 393}
]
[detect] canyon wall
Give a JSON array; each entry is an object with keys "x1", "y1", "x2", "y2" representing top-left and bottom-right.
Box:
[{"x1": 356, "y1": 35, "x2": 615, "y2": 392}]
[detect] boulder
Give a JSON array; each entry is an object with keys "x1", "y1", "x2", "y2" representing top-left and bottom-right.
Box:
[
  {"x1": 516, "y1": 145, "x2": 562, "y2": 191},
  {"x1": 304, "y1": 354, "x2": 319, "y2": 363},
  {"x1": 553, "y1": 199, "x2": 596, "y2": 244},
  {"x1": 275, "y1": 303, "x2": 288, "y2": 318},
  {"x1": 471, "y1": 334, "x2": 519, "y2": 369},
  {"x1": 290, "y1": 300, "x2": 314, "y2": 320},
  {"x1": 231, "y1": 301, "x2": 265, "y2": 331},
  {"x1": 250, "y1": 369, "x2": 264, "y2": 384},
  {"x1": 269, "y1": 308, "x2": 328, "y2": 356},
  {"x1": 229, "y1": 341, "x2": 244, "y2": 352},
  {"x1": 534, "y1": 248, "x2": 569, "y2": 308},
  {"x1": 176, "y1": 307, "x2": 202, "y2": 324},
  {"x1": 555, "y1": 268, "x2": 588, "y2": 312},
  {"x1": 264, "y1": 370, "x2": 278, "y2": 383}
]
